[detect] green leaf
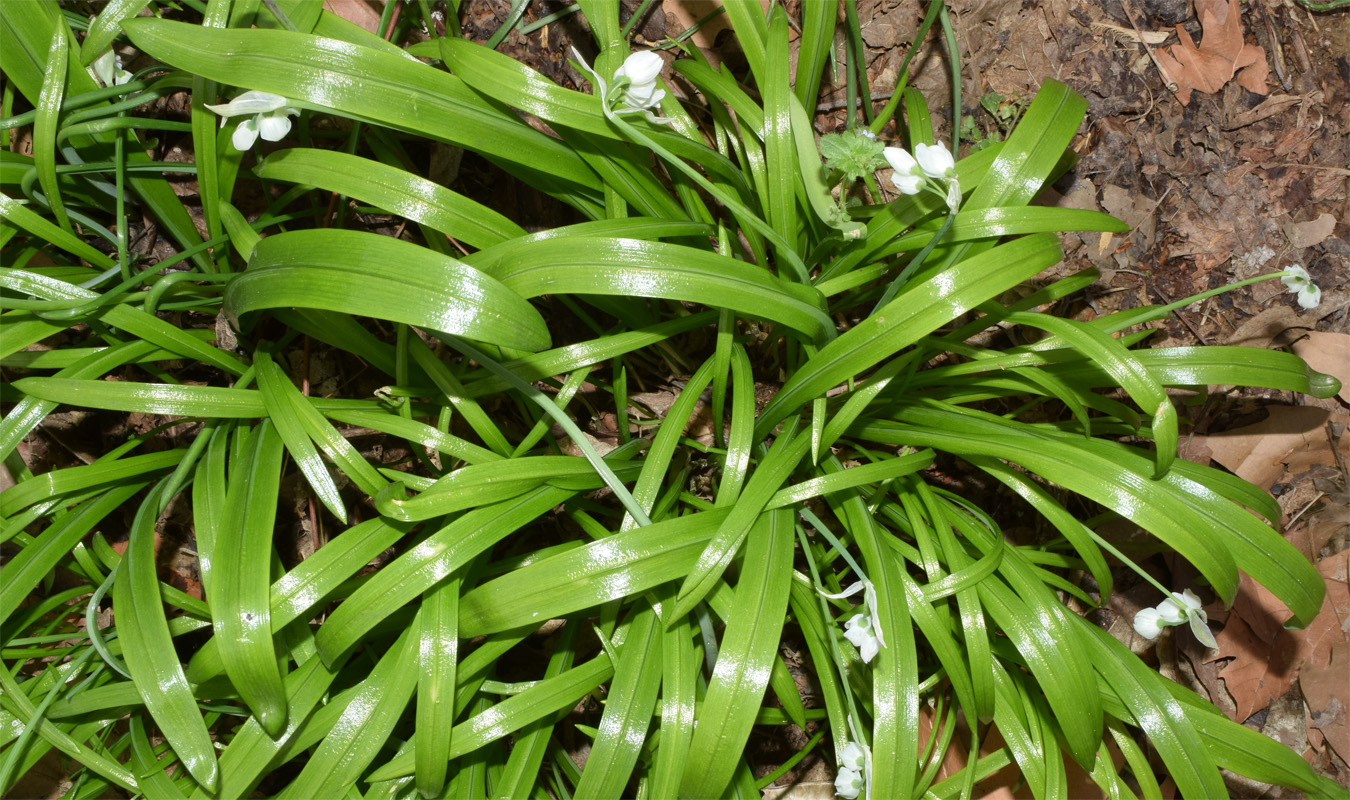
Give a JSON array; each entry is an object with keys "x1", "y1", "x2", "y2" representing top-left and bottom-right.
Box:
[
  {"x1": 481, "y1": 237, "x2": 831, "y2": 345},
  {"x1": 119, "y1": 19, "x2": 600, "y2": 192},
  {"x1": 224, "y1": 229, "x2": 550, "y2": 351},
  {"x1": 210, "y1": 420, "x2": 288, "y2": 737},
  {"x1": 680, "y1": 509, "x2": 794, "y2": 798},
  {"x1": 253, "y1": 149, "x2": 525, "y2": 250},
  {"x1": 113, "y1": 485, "x2": 219, "y2": 792}
]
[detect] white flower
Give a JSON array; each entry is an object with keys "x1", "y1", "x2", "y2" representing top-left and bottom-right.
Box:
[
  {"x1": 1281, "y1": 265, "x2": 1321, "y2": 310},
  {"x1": 614, "y1": 51, "x2": 665, "y2": 111},
  {"x1": 834, "y1": 741, "x2": 869, "y2": 799},
  {"x1": 1133, "y1": 606, "x2": 1166, "y2": 640},
  {"x1": 882, "y1": 147, "x2": 924, "y2": 195},
  {"x1": 92, "y1": 49, "x2": 131, "y2": 87},
  {"x1": 914, "y1": 141, "x2": 956, "y2": 178},
  {"x1": 821, "y1": 578, "x2": 886, "y2": 663},
  {"x1": 1161, "y1": 589, "x2": 1217, "y2": 649},
  {"x1": 204, "y1": 91, "x2": 299, "y2": 151},
  {"x1": 1134, "y1": 589, "x2": 1217, "y2": 648},
  {"x1": 843, "y1": 612, "x2": 881, "y2": 663}
]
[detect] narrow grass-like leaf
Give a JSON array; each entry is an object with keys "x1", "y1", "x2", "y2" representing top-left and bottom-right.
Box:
[
  {"x1": 315, "y1": 486, "x2": 576, "y2": 664},
  {"x1": 1, "y1": 483, "x2": 142, "y2": 622},
  {"x1": 278, "y1": 627, "x2": 418, "y2": 799},
  {"x1": 1079, "y1": 624, "x2": 1224, "y2": 798},
  {"x1": 225, "y1": 229, "x2": 549, "y2": 351},
  {"x1": 460, "y1": 510, "x2": 729, "y2": 638},
  {"x1": 574, "y1": 604, "x2": 661, "y2": 799},
  {"x1": 120, "y1": 19, "x2": 599, "y2": 192},
  {"x1": 0, "y1": 450, "x2": 183, "y2": 517},
  {"x1": 211, "y1": 420, "x2": 288, "y2": 737},
  {"x1": 112, "y1": 484, "x2": 218, "y2": 792},
  {"x1": 33, "y1": 22, "x2": 70, "y2": 232},
  {"x1": 483, "y1": 237, "x2": 831, "y2": 344},
  {"x1": 756, "y1": 234, "x2": 1063, "y2": 437},
  {"x1": 254, "y1": 149, "x2": 525, "y2": 249},
  {"x1": 367, "y1": 651, "x2": 616, "y2": 782},
  {"x1": 672, "y1": 427, "x2": 810, "y2": 621},
  {"x1": 680, "y1": 509, "x2": 793, "y2": 798},
  {"x1": 415, "y1": 575, "x2": 461, "y2": 799},
  {"x1": 255, "y1": 349, "x2": 346, "y2": 522},
  {"x1": 186, "y1": 517, "x2": 412, "y2": 684}
]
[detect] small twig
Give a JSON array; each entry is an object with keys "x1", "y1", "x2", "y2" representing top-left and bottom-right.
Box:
[
  {"x1": 1286, "y1": 490, "x2": 1326, "y2": 529},
  {"x1": 1119, "y1": 0, "x2": 1180, "y2": 95},
  {"x1": 1151, "y1": 282, "x2": 1210, "y2": 346}
]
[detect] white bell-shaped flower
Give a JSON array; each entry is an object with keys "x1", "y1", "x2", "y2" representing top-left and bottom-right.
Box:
[
  {"x1": 882, "y1": 147, "x2": 924, "y2": 195},
  {"x1": 1133, "y1": 606, "x2": 1166, "y2": 640},
  {"x1": 614, "y1": 50, "x2": 666, "y2": 111},
  {"x1": 205, "y1": 91, "x2": 299, "y2": 151},
  {"x1": 1280, "y1": 265, "x2": 1321, "y2": 310},
  {"x1": 914, "y1": 141, "x2": 956, "y2": 178}
]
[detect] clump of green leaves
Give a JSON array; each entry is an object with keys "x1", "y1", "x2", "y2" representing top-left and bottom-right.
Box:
[{"x1": 0, "y1": 1, "x2": 1344, "y2": 799}]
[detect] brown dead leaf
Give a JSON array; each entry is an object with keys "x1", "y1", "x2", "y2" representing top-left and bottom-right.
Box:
[
  {"x1": 1151, "y1": 0, "x2": 1268, "y2": 105},
  {"x1": 1210, "y1": 550, "x2": 1350, "y2": 723},
  {"x1": 1224, "y1": 307, "x2": 1313, "y2": 349},
  {"x1": 1302, "y1": 640, "x2": 1350, "y2": 762},
  {"x1": 1285, "y1": 212, "x2": 1338, "y2": 249},
  {"x1": 323, "y1": 0, "x2": 382, "y2": 35},
  {"x1": 1292, "y1": 332, "x2": 1350, "y2": 404},
  {"x1": 1194, "y1": 406, "x2": 1335, "y2": 490}
]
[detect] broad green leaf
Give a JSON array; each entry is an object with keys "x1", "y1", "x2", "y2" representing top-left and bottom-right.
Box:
[
  {"x1": 119, "y1": 19, "x2": 600, "y2": 192},
  {"x1": 253, "y1": 149, "x2": 525, "y2": 249},
  {"x1": 481, "y1": 237, "x2": 831, "y2": 345},
  {"x1": 211, "y1": 420, "x2": 288, "y2": 737},
  {"x1": 756, "y1": 234, "x2": 1063, "y2": 437},
  {"x1": 224, "y1": 229, "x2": 550, "y2": 351},
  {"x1": 113, "y1": 485, "x2": 218, "y2": 791},
  {"x1": 680, "y1": 509, "x2": 793, "y2": 798}
]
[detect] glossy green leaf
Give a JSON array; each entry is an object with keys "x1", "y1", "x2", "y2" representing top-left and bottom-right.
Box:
[
  {"x1": 224, "y1": 229, "x2": 549, "y2": 351},
  {"x1": 112, "y1": 485, "x2": 218, "y2": 791},
  {"x1": 253, "y1": 149, "x2": 525, "y2": 249}
]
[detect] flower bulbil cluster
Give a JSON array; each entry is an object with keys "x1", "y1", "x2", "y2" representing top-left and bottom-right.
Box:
[
  {"x1": 884, "y1": 141, "x2": 961, "y2": 212},
  {"x1": 1133, "y1": 589, "x2": 1218, "y2": 649}
]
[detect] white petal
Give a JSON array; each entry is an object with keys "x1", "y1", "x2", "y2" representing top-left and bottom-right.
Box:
[
  {"x1": 206, "y1": 90, "x2": 289, "y2": 118},
  {"x1": 839, "y1": 742, "x2": 866, "y2": 770},
  {"x1": 1133, "y1": 607, "x2": 1165, "y2": 639},
  {"x1": 1156, "y1": 597, "x2": 1187, "y2": 624},
  {"x1": 92, "y1": 50, "x2": 117, "y2": 87},
  {"x1": 231, "y1": 118, "x2": 260, "y2": 151},
  {"x1": 863, "y1": 583, "x2": 885, "y2": 650},
  {"x1": 1176, "y1": 589, "x2": 1203, "y2": 612},
  {"x1": 1298, "y1": 284, "x2": 1321, "y2": 309},
  {"x1": 1188, "y1": 612, "x2": 1219, "y2": 649},
  {"x1": 945, "y1": 178, "x2": 962, "y2": 212},
  {"x1": 257, "y1": 110, "x2": 293, "y2": 142},
  {"x1": 914, "y1": 141, "x2": 955, "y2": 178},
  {"x1": 1280, "y1": 264, "x2": 1310, "y2": 290},
  {"x1": 834, "y1": 767, "x2": 863, "y2": 799},
  {"x1": 890, "y1": 171, "x2": 924, "y2": 195},
  {"x1": 819, "y1": 581, "x2": 866, "y2": 600},
  {"x1": 882, "y1": 146, "x2": 918, "y2": 174},
  {"x1": 616, "y1": 50, "x2": 664, "y2": 84}
]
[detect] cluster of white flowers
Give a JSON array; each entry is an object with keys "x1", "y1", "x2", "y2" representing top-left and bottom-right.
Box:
[
  {"x1": 205, "y1": 91, "x2": 299, "y2": 151},
  {"x1": 834, "y1": 741, "x2": 868, "y2": 799},
  {"x1": 883, "y1": 141, "x2": 961, "y2": 212},
  {"x1": 1133, "y1": 589, "x2": 1218, "y2": 649},
  {"x1": 1281, "y1": 265, "x2": 1321, "y2": 310},
  {"x1": 821, "y1": 578, "x2": 885, "y2": 664}
]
